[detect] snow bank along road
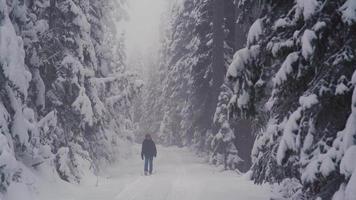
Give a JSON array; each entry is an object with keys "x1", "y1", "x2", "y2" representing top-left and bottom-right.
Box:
[{"x1": 38, "y1": 146, "x2": 271, "y2": 200}]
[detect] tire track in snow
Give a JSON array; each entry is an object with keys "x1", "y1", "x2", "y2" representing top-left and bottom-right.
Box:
[
  {"x1": 165, "y1": 149, "x2": 202, "y2": 200},
  {"x1": 115, "y1": 176, "x2": 152, "y2": 200}
]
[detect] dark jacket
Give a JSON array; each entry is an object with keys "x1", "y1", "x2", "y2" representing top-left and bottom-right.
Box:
[{"x1": 141, "y1": 139, "x2": 157, "y2": 158}]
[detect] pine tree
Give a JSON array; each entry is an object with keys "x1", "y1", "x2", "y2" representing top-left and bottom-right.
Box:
[
  {"x1": 1, "y1": 0, "x2": 139, "y2": 196},
  {"x1": 227, "y1": 0, "x2": 356, "y2": 199},
  {"x1": 0, "y1": 0, "x2": 42, "y2": 196}
]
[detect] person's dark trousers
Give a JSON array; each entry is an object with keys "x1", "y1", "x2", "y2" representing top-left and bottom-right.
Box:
[{"x1": 144, "y1": 156, "x2": 153, "y2": 174}]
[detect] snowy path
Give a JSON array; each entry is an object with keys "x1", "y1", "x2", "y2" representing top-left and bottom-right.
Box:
[{"x1": 38, "y1": 146, "x2": 271, "y2": 200}]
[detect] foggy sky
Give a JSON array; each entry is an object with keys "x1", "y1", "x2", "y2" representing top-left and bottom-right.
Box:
[{"x1": 124, "y1": 0, "x2": 168, "y2": 59}]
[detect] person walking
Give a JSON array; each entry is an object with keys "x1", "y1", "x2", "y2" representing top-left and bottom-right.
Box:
[{"x1": 141, "y1": 134, "x2": 157, "y2": 175}]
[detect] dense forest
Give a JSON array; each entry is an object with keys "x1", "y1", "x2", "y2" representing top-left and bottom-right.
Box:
[
  {"x1": 1, "y1": 0, "x2": 356, "y2": 200},
  {"x1": 0, "y1": 0, "x2": 141, "y2": 197},
  {"x1": 135, "y1": 0, "x2": 356, "y2": 199}
]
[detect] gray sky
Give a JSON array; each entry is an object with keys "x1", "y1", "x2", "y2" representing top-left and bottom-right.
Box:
[{"x1": 124, "y1": 0, "x2": 168, "y2": 59}]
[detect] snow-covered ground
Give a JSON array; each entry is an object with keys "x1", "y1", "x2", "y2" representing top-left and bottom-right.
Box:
[{"x1": 37, "y1": 145, "x2": 271, "y2": 200}]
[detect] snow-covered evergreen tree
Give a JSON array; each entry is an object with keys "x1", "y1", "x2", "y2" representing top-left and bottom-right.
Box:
[
  {"x1": 0, "y1": 1, "x2": 38, "y2": 197},
  {"x1": 154, "y1": 0, "x2": 234, "y2": 147},
  {"x1": 227, "y1": 0, "x2": 356, "y2": 199},
  {"x1": 0, "y1": 0, "x2": 139, "y2": 197}
]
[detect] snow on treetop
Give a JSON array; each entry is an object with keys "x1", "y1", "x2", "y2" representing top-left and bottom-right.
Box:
[
  {"x1": 72, "y1": 88, "x2": 94, "y2": 127},
  {"x1": 336, "y1": 82, "x2": 349, "y2": 95},
  {"x1": 331, "y1": 69, "x2": 356, "y2": 200},
  {"x1": 277, "y1": 94, "x2": 318, "y2": 166},
  {"x1": 273, "y1": 18, "x2": 289, "y2": 30},
  {"x1": 0, "y1": 10, "x2": 31, "y2": 97},
  {"x1": 338, "y1": 146, "x2": 356, "y2": 200},
  {"x1": 340, "y1": 0, "x2": 356, "y2": 25},
  {"x1": 247, "y1": 18, "x2": 263, "y2": 47},
  {"x1": 312, "y1": 21, "x2": 326, "y2": 32},
  {"x1": 301, "y1": 29, "x2": 317, "y2": 60},
  {"x1": 299, "y1": 94, "x2": 318, "y2": 109},
  {"x1": 273, "y1": 52, "x2": 299, "y2": 86},
  {"x1": 276, "y1": 107, "x2": 302, "y2": 165},
  {"x1": 237, "y1": 91, "x2": 250, "y2": 109},
  {"x1": 295, "y1": 0, "x2": 321, "y2": 20},
  {"x1": 226, "y1": 45, "x2": 260, "y2": 78},
  {"x1": 340, "y1": 146, "x2": 356, "y2": 178}
]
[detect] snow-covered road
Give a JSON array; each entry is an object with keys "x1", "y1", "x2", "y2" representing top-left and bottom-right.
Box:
[{"x1": 38, "y1": 146, "x2": 271, "y2": 200}]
